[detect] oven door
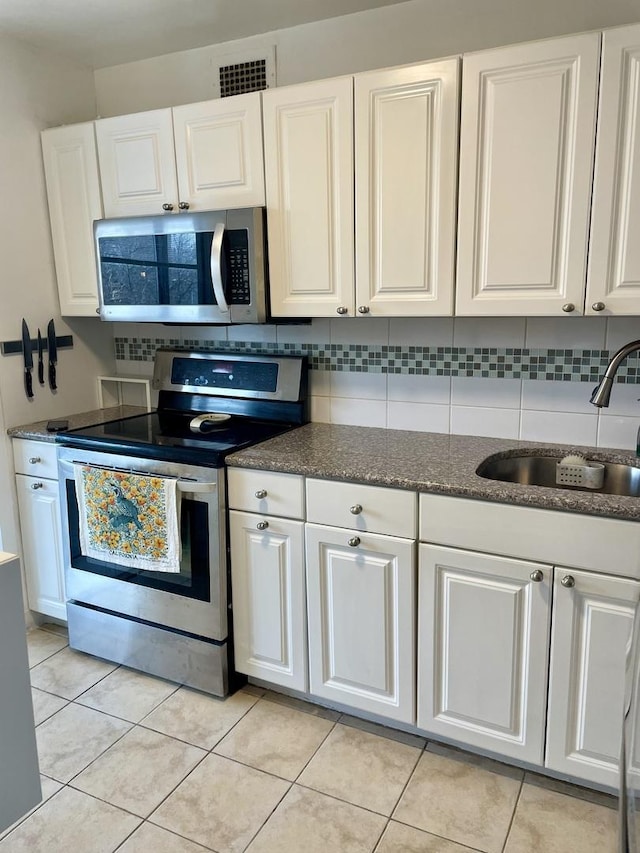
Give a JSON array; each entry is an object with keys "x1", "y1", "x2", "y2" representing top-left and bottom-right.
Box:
[
  {"x1": 57, "y1": 446, "x2": 227, "y2": 642},
  {"x1": 95, "y1": 208, "x2": 266, "y2": 325}
]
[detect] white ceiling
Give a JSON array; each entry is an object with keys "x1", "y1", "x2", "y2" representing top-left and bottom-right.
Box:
[{"x1": 0, "y1": 0, "x2": 411, "y2": 69}]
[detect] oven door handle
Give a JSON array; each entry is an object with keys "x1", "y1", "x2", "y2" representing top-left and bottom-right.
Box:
[
  {"x1": 177, "y1": 480, "x2": 217, "y2": 493},
  {"x1": 210, "y1": 222, "x2": 229, "y2": 314}
]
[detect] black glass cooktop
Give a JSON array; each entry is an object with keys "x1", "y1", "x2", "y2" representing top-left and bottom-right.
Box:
[{"x1": 57, "y1": 411, "x2": 296, "y2": 467}]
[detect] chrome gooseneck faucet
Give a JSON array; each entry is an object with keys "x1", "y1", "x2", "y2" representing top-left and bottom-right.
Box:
[{"x1": 590, "y1": 339, "x2": 640, "y2": 407}]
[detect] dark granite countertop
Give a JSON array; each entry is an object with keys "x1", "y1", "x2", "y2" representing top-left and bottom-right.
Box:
[
  {"x1": 7, "y1": 406, "x2": 148, "y2": 443},
  {"x1": 227, "y1": 423, "x2": 640, "y2": 522}
]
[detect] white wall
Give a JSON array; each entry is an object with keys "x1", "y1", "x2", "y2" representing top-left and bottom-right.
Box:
[
  {"x1": 95, "y1": 0, "x2": 640, "y2": 115},
  {"x1": 0, "y1": 34, "x2": 116, "y2": 555}
]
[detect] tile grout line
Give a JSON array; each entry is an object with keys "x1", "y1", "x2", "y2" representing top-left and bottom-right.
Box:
[{"x1": 500, "y1": 777, "x2": 524, "y2": 853}]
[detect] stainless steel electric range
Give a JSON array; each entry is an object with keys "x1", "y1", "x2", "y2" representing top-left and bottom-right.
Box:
[{"x1": 56, "y1": 349, "x2": 308, "y2": 696}]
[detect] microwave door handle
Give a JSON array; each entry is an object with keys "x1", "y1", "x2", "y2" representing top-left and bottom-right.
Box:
[{"x1": 210, "y1": 222, "x2": 229, "y2": 314}]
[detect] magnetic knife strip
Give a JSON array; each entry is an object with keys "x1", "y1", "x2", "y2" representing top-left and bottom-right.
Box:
[{"x1": 1, "y1": 335, "x2": 73, "y2": 355}]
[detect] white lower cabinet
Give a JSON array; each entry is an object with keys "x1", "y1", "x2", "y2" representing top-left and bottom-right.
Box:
[
  {"x1": 13, "y1": 439, "x2": 66, "y2": 621},
  {"x1": 229, "y1": 510, "x2": 307, "y2": 691},
  {"x1": 545, "y1": 567, "x2": 638, "y2": 788},
  {"x1": 305, "y1": 523, "x2": 415, "y2": 724},
  {"x1": 418, "y1": 544, "x2": 551, "y2": 763}
]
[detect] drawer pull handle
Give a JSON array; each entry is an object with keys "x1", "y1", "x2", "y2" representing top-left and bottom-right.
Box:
[
  {"x1": 348, "y1": 536, "x2": 361, "y2": 547},
  {"x1": 31, "y1": 482, "x2": 44, "y2": 490},
  {"x1": 255, "y1": 489, "x2": 267, "y2": 499},
  {"x1": 349, "y1": 504, "x2": 363, "y2": 515},
  {"x1": 256, "y1": 521, "x2": 269, "y2": 531},
  {"x1": 29, "y1": 457, "x2": 41, "y2": 464},
  {"x1": 561, "y1": 575, "x2": 575, "y2": 589},
  {"x1": 529, "y1": 569, "x2": 543, "y2": 583}
]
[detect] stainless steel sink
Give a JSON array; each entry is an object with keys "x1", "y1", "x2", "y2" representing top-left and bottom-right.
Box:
[{"x1": 476, "y1": 454, "x2": 640, "y2": 497}]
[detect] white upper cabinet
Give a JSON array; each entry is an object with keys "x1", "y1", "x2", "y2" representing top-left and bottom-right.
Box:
[
  {"x1": 41, "y1": 123, "x2": 103, "y2": 316},
  {"x1": 96, "y1": 108, "x2": 178, "y2": 218},
  {"x1": 355, "y1": 59, "x2": 460, "y2": 316},
  {"x1": 96, "y1": 94, "x2": 265, "y2": 218},
  {"x1": 263, "y1": 77, "x2": 355, "y2": 317},
  {"x1": 456, "y1": 33, "x2": 601, "y2": 316},
  {"x1": 172, "y1": 92, "x2": 265, "y2": 210},
  {"x1": 264, "y1": 62, "x2": 461, "y2": 319},
  {"x1": 587, "y1": 24, "x2": 640, "y2": 316}
]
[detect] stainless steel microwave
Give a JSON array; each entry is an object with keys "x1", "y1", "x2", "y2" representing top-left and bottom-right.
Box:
[{"x1": 94, "y1": 208, "x2": 268, "y2": 324}]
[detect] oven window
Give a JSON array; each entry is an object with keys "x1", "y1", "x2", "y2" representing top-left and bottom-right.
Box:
[{"x1": 66, "y1": 480, "x2": 210, "y2": 601}]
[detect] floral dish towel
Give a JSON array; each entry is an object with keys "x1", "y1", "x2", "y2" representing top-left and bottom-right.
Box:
[{"x1": 74, "y1": 465, "x2": 181, "y2": 573}]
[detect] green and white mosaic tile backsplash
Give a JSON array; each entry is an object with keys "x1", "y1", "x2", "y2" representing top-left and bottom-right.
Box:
[
  {"x1": 112, "y1": 317, "x2": 640, "y2": 451},
  {"x1": 115, "y1": 337, "x2": 640, "y2": 383}
]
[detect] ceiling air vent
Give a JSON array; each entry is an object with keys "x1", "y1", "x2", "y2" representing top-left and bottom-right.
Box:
[{"x1": 214, "y1": 46, "x2": 276, "y2": 98}]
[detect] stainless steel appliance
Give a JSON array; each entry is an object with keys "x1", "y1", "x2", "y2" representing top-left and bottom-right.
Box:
[
  {"x1": 57, "y1": 349, "x2": 308, "y2": 695},
  {"x1": 95, "y1": 208, "x2": 268, "y2": 324}
]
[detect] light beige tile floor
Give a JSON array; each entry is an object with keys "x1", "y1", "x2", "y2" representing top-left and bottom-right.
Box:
[{"x1": 1, "y1": 625, "x2": 620, "y2": 853}]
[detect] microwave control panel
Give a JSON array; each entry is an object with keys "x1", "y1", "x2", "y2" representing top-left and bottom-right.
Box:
[{"x1": 227, "y1": 230, "x2": 251, "y2": 305}]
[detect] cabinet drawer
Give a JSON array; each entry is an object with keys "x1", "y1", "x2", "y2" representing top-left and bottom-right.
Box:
[
  {"x1": 227, "y1": 468, "x2": 304, "y2": 519},
  {"x1": 13, "y1": 439, "x2": 58, "y2": 479},
  {"x1": 306, "y1": 478, "x2": 416, "y2": 538}
]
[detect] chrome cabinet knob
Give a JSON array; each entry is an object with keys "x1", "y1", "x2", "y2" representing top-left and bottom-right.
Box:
[
  {"x1": 254, "y1": 489, "x2": 267, "y2": 499},
  {"x1": 561, "y1": 303, "x2": 575, "y2": 313},
  {"x1": 348, "y1": 536, "x2": 361, "y2": 547},
  {"x1": 28, "y1": 457, "x2": 41, "y2": 464},
  {"x1": 256, "y1": 521, "x2": 269, "y2": 531},
  {"x1": 349, "y1": 504, "x2": 363, "y2": 515},
  {"x1": 530, "y1": 569, "x2": 544, "y2": 583},
  {"x1": 178, "y1": 202, "x2": 190, "y2": 210},
  {"x1": 95, "y1": 307, "x2": 101, "y2": 314},
  {"x1": 357, "y1": 306, "x2": 370, "y2": 314},
  {"x1": 592, "y1": 302, "x2": 606, "y2": 312},
  {"x1": 162, "y1": 203, "x2": 174, "y2": 211},
  {"x1": 336, "y1": 306, "x2": 348, "y2": 315},
  {"x1": 31, "y1": 482, "x2": 44, "y2": 490},
  {"x1": 561, "y1": 575, "x2": 575, "y2": 588}
]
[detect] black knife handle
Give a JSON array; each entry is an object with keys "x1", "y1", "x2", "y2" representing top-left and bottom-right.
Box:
[
  {"x1": 25, "y1": 369, "x2": 33, "y2": 399},
  {"x1": 38, "y1": 360, "x2": 44, "y2": 385},
  {"x1": 49, "y1": 362, "x2": 57, "y2": 391}
]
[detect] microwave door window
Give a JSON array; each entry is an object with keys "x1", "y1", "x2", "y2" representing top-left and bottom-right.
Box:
[{"x1": 98, "y1": 233, "x2": 215, "y2": 307}]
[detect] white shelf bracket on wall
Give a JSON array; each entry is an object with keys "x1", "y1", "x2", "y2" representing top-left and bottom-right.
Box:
[{"x1": 97, "y1": 375, "x2": 152, "y2": 412}]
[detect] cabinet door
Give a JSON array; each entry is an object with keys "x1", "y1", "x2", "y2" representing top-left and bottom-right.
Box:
[
  {"x1": 355, "y1": 59, "x2": 459, "y2": 316},
  {"x1": 230, "y1": 511, "x2": 307, "y2": 691},
  {"x1": 418, "y1": 544, "x2": 551, "y2": 763},
  {"x1": 305, "y1": 523, "x2": 415, "y2": 723},
  {"x1": 41, "y1": 123, "x2": 102, "y2": 316},
  {"x1": 263, "y1": 77, "x2": 355, "y2": 317},
  {"x1": 15, "y1": 475, "x2": 66, "y2": 621},
  {"x1": 95, "y1": 108, "x2": 178, "y2": 217},
  {"x1": 546, "y1": 567, "x2": 638, "y2": 788},
  {"x1": 456, "y1": 33, "x2": 600, "y2": 316},
  {"x1": 586, "y1": 24, "x2": 640, "y2": 316},
  {"x1": 173, "y1": 92, "x2": 265, "y2": 210}
]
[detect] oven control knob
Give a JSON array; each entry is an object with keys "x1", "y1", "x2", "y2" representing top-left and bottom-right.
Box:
[
  {"x1": 31, "y1": 482, "x2": 44, "y2": 490},
  {"x1": 256, "y1": 521, "x2": 269, "y2": 531},
  {"x1": 255, "y1": 489, "x2": 268, "y2": 499}
]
